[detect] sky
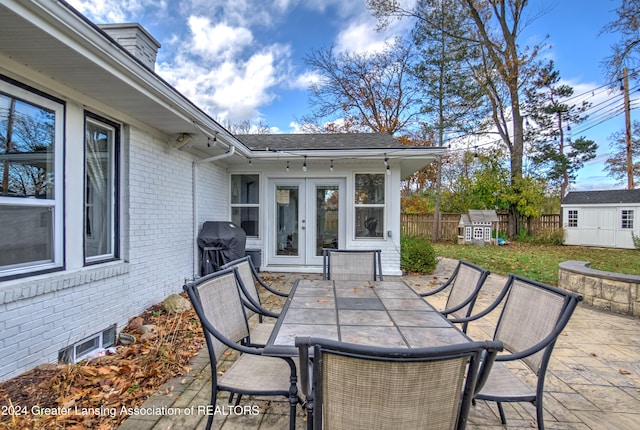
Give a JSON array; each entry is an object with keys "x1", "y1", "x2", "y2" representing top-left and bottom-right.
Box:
[{"x1": 66, "y1": 0, "x2": 638, "y2": 191}]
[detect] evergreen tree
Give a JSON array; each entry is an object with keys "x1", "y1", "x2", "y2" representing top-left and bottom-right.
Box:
[{"x1": 524, "y1": 61, "x2": 597, "y2": 198}]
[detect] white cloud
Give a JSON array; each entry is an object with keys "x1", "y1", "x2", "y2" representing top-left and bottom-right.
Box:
[
  {"x1": 333, "y1": 2, "x2": 414, "y2": 55},
  {"x1": 158, "y1": 39, "x2": 290, "y2": 124},
  {"x1": 187, "y1": 16, "x2": 253, "y2": 59},
  {"x1": 335, "y1": 20, "x2": 390, "y2": 54},
  {"x1": 67, "y1": 0, "x2": 418, "y2": 127},
  {"x1": 183, "y1": 0, "x2": 278, "y2": 28},
  {"x1": 289, "y1": 70, "x2": 323, "y2": 90},
  {"x1": 288, "y1": 121, "x2": 305, "y2": 133},
  {"x1": 66, "y1": 0, "x2": 165, "y2": 23}
]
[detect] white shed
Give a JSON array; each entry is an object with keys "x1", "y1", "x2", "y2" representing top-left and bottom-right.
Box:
[{"x1": 562, "y1": 189, "x2": 640, "y2": 249}]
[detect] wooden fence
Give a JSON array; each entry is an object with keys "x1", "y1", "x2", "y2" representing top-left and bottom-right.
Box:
[{"x1": 401, "y1": 212, "x2": 561, "y2": 241}]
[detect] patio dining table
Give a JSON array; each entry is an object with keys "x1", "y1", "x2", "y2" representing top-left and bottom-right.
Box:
[{"x1": 263, "y1": 278, "x2": 471, "y2": 357}]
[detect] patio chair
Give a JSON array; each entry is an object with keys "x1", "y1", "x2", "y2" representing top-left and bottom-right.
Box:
[
  {"x1": 183, "y1": 267, "x2": 300, "y2": 430},
  {"x1": 452, "y1": 274, "x2": 583, "y2": 430},
  {"x1": 322, "y1": 248, "x2": 383, "y2": 281},
  {"x1": 419, "y1": 260, "x2": 490, "y2": 333},
  {"x1": 296, "y1": 337, "x2": 503, "y2": 430},
  {"x1": 222, "y1": 256, "x2": 289, "y2": 344}
]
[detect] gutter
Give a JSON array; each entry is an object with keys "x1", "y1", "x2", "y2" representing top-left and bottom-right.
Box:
[{"x1": 191, "y1": 144, "x2": 236, "y2": 277}]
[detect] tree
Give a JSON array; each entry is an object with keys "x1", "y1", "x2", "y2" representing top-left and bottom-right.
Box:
[
  {"x1": 601, "y1": 0, "x2": 640, "y2": 84},
  {"x1": 226, "y1": 119, "x2": 271, "y2": 134},
  {"x1": 303, "y1": 39, "x2": 422, "y2": 134},
  {"x1": 303, "y1": 37, "x2": 438, "y2": 213},
  {"x1": 436, "y1": 150, "x2": 476, "y2": 212},
  {"x1": 1, "y1": 100, "x2": 55, "y2": 197},
  {"x1": 411, "y1": 0, "x2": 488, "y2": 240},
  {"x1": 368, "y1": 0, "x2": 548, "y2": 237},
  {"x1": 411, "y1": 0, "x2": 487, "y2": 139},
  {"x1": 524, "y1": 61, "x2": 597, "y2": 198},
  {"x1": 605, "y1": 120, "x2": 640, "y2": 186},
  {"x1": 471, "y1": 148, "x2": 512, "y2": 211}
]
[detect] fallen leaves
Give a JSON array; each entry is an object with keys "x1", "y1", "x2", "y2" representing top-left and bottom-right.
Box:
[{"x1": 0, "y1": 293, "x2": 205, "y2": 430}]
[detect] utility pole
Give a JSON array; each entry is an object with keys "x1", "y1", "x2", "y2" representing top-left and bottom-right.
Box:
[{"x1": 623, "y1": 67, "x2": 634, "y2": 189}]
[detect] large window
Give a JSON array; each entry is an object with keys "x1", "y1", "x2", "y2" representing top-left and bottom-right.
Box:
[
  {"x1": 0, "y1": 78, "x2": 64, "y2": 277},
  {"x1": 621, "y1": 210, "x2": 634, "y2": 229},
  {"x1": 354, "y1": 173, "x2": 384, "y2": 239},
  {"x1": 231, "y1": 174, "x2": 259, "y2": 237},
  {"x1": 85, "y1": 114, "x2": 119, "y2": 263}
]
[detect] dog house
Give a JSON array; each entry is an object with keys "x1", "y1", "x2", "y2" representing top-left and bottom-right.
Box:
[{"x1": 458, "y1": 210, "x2": 499, "y2": 245}]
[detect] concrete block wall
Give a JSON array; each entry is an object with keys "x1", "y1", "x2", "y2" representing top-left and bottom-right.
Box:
[{"x1": 559, "y1": 260, "x2": 640, "y2": 318}]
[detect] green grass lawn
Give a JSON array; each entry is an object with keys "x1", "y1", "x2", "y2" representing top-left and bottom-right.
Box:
[{"x1": 432, "y1": 242, "x2": 640, "y2": 286}]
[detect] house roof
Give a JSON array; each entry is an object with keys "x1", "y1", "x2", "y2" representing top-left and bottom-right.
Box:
[
  {"x1": 239, "y1": 133, "x2": 406, "y2": 150},
  {"x1": 238, "y1": 133, "x2": 445, "y2": 177},
  {"x1": 562, "y1": 189, "x2": 640, "y2": 205},
  {"x1": 468, "y1": 210, "x2": 499, "y2": 223},
  {"x1": 459, "y1": 210, "x2": 499, "y2": 227}
]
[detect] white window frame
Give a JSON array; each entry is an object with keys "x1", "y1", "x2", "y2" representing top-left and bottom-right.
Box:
[
  {"x1": 465, "y1": 226, "x2": 472, "y2": 241},
  {"x1": 567, "y1": 210, "x2": 578, "y2": 228},
  {"x1": 58, "y1": 325, "x2": 116, "y2": 363},
  {"x1": 230, "y1": 173, "x2": 260, "y2": 237},
  {"x1": 0, "y1": 78, "x2": 64, "y2": 278},
  {"x1": 354, "y1": 173, "x2": 385, "y2": 239},
  {"x1": 621, "y1": 209, "x2": 634, "y2": 229}
]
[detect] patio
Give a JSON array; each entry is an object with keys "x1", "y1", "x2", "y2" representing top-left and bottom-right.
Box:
[{"x1": 118, "y1": 258, "x2": 640, "y2": 430}]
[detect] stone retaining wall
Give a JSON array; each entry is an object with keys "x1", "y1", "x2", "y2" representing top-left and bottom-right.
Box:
[{"x1": 559, "y1": 260, "x2": 640, "y2": 318}]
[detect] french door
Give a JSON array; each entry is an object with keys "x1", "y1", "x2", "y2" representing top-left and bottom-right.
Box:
[{"x1": 269, "y1": 178, "x2": 345, "y2": 266}]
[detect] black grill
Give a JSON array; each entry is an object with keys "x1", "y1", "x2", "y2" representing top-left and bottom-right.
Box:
[{"x1": 197, "y1": 221, "x2": 246, "y2": 275}]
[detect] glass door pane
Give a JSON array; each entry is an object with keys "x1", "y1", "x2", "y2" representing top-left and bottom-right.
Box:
[
  {"x1": 315, "y1": 185, "x2": 339, "y2": 256},
  {"x1": 276, "y1": 185, "x2": 299, "y2": 256}
]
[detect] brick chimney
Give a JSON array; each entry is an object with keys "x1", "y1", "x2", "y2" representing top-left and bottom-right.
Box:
[{"x1": 98, "y1": 23, "x2": 161, "y2": 71}]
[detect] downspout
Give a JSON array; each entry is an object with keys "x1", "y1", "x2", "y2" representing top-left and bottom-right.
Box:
[{"x1": 192, "y1": 145, "x2": 236, "y2": 278}]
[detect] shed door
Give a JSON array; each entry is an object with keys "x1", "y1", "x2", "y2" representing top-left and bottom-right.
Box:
[{"x1": 582, "y1": 208, "x2": 615, "y2": 247}]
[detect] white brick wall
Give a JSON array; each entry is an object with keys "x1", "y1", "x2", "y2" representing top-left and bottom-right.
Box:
[
  {"x1": 197, "y1": 161, "x2": 229, "y2": 228},
  {"x1": 0, "y1": 125, "x2": 228, "y2": 382}
]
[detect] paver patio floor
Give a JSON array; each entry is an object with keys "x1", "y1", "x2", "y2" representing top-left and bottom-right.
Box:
[{"x1": 119, "y1": 258, "x2": 640, "y2": 430}]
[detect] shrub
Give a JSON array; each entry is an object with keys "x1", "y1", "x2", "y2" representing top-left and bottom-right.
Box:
[
  {"x1": 532, "y1": 227, "x2": 565, "y2": 245},
  {"x1": 515, "y1": 228, "x2": 534, "y2": 243},
  {"x1": 401, "y1": 234, "x2": 437, "y2": 274}
]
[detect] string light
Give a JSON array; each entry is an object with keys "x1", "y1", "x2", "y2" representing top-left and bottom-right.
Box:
[
  {"x1": 330, "y1": 160, "x2": 334, "y2": 172},
  {"x1": 286, "y1": 161, "x2": 289, "y2": 172},
  {"x1": 303, "y1": 156, "x2": 307, "y2": 172}
]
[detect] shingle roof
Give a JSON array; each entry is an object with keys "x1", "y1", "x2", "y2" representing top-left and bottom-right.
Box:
[
  {"x1": 562, "y1": 189, "x2": 640, "y2": 205},
  {"x1": 237, "y1": 133, "x2": 406, "y2": 150},
  {"x1": 468, "y1": 209, "x2": 499, "y2": 222}
]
